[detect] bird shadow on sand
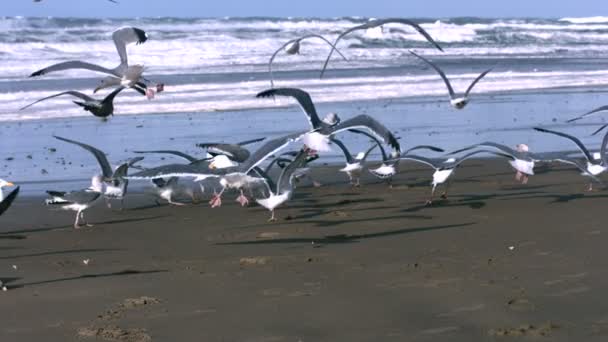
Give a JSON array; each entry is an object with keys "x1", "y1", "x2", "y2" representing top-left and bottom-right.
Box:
[
  {"x1": 0, "y1": 215, "x2": 167, "y2": 235},
  {"x1": 0, "y1": 234, "x2": 27, "y2": 240},
  {"x1": 504, "y1": 192, "x2": 608, "y2": 204},
  {"x1": 216, "y1": 222, "x2": 475, "y2": 246},
  {"x1": 0, "y1": 248, "x2": 122, "y2": 261},
  {"x1": 6, "y1": 269, "x2": 168, "y2": 290}
]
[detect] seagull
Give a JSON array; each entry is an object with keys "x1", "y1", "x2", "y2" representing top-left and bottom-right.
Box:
[
  {"x1": 256, "y1": 87, "x2": 400, "y2": 154},
  {"x1": 320, "y1": 18, "x2": 444, "y2": 78},
  {"x1": 20, "y1": 87, "x2": 127, "y2": 120},
  {"x1": 53, "y1": 135, "x2": 142, "y2": 208},
  {"x1": 45, "y1": 175, "x2": 104, "y2": 229},
  {"x1": 254, "y1": 148, "x2": 311, "y2": 221},
  {"x1": 269, "y1": 33, "x2": 347, "y2": 87},
  {"x1": 449, "y1": 142, "x2": 539, "y2": 184},
  {"x1": 534, "y1": 127, "x2": 608, "y2": 190},
  {"x1": 331, "y1": 137, "x2": 377, "y2": 186},
  {"x1": 0, "y1": 186, "x2": 19, "y2": 217},
  {"x1": 397, "y1": 149, "x2": 515, "y2": 204},
  {"x1": 409, "y1": 51, "x2": 491, "y2": 109},
  {"x1": 30, "y1": 26, "x2": 151, "y2": 93},
  {"x1": 0, "y1": 179, "x2": 16, "y2": 202},
  {"x1": 93, "y1": 65, "x2": 153, "y2": 98}
]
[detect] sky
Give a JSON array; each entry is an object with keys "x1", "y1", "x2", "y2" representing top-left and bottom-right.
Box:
[{"x1": 3, "y1": 0, "x2": 608, "y2": 18}]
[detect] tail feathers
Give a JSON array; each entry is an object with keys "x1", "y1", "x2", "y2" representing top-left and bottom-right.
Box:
[{"x1": 45, "y1": 191, "x2": 69, "y2": 205}]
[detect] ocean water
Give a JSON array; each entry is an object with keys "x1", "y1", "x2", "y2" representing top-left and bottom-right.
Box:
[{"x1": 1, "y1": 16, "x2": 608, "y2": 192}]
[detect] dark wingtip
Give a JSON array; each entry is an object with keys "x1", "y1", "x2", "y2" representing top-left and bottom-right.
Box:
[
  {"x1": 30, "y1": 70, "x2": 44, "y2": 77},
  {"x1": 256, "y1": 89, "x2": 276, "y2": 98},
  {"x1": 133, "y1": 27, "x2": 148, "y2": 44},
  {"x1": 565, "y1": 118, "x2": 578, "y2": 123}
]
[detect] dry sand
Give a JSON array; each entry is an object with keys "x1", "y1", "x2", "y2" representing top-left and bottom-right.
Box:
[{"x1": 1, "y1": 159, "x2": 608, "y2": 341}]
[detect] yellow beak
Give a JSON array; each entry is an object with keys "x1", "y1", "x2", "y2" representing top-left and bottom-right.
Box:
[{"x1": 5, "y1": 182, "x2": 14, "y2": 186}]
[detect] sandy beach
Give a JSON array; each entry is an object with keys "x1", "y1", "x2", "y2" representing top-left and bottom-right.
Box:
[{"x1": 2, "y1": 159, "x2": 608, "y2": 341}]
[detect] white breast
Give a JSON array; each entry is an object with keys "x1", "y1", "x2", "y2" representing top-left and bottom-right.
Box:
[
  {"x1": 302, "y1": 132, "x2": 331, "y2": 152},
  {"x1": 587, "y1": 163, "x2": 607, "y2": 176},
  {"x1": 509, "y1": 159, "x2": 535, "y2": 175},
  {"x1": 433, "y1": 169, "x2": 454, "y2": 185},
  {"x1": 256, "y1": 192, "x2": 290, "y2": 211},
  {"x1": 340, "y1": 162, "x2": 362, "y2": 173},
  {"x1": 370, "y1": 164, "x2": 396, "y2": 177}
]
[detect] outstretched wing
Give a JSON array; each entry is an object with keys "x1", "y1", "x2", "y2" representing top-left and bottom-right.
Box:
[
  {"x1": 410, "y1": 50, "x2": 455, "y2": 98},
  {"x1": 133, "y1": 150, "x2": 199, "y2": 163},
  {"x1": 567, "y1": 105, "x2": 608, "y2": 123},
  {"x1": 256, "y1": 87, "x2": 323, "y2": 129},
  {"x1": 54, "y1": 135, "x2": 113, "y2": 178},
  {"x1": 464, "y1": 69, "x2": 492, "y2": 97},
  {"x1": 20, "y1": 91, "x2": 94, "y2": 110},
  {"x1": 0, "y1": 186, "x2": 19, "y2": 216},
  {"x1": 332, "y1": 115, "x2": 401, "y2": 155},
  {"x1": 112, "y1": 26, "x2": 148, "y2": 66},
  {"x1": 30, "y1": 61, "x2": 116, "y2": 77},
  {"x1": 534, "y1": 127, "x2": 594, "y2": 162}
]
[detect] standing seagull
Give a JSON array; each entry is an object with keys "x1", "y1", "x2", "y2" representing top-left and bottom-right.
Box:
[
  {"x1": 534, "y1": 127, "x2": 608, "y2": 190},
  {"x1": 256, "y1": 87, "x2": 400, "y2": 154},
  {"x1": 255, "y1": 149, "x2": 310, "y2": 221},
  {"x1": 0, "y1": 186, "x2": 19, "y2": 217},
  {"x1": 398, "y1": 150, "x2": 514, "y2": 204},
  {"x1": 320, "y1": 18, "x2": 444, "y2": 78},
  {"x1": 20, "y1": 87, "x2": 126, "y2": 120},
  {"x1": 54, "y1": 136, "x2": 141, "y2": 208},
  {"x1": 410, "y1": 51, "x2": 491, "y2": 109},
  {"x1": 45, "y1": 175, "x2": 104, "y2": 229},
  {"x1": 269, "y1": 34, "x2": 347, "y2": 87}
]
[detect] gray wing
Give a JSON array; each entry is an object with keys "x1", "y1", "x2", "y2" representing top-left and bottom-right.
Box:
[
  {"x1": 360, "y1": 143, "x2": 378, "y2": 161},
  {"x1": 600, "y1": 129, "x2": 608, "y2": 166},
  {"x1": 331, "y1": 115, "x2": 401, "y2": 154},
  {"x1": 567, "y1": 105, "x2": 608, "y2": 123},
  {"x1": 111, "y1": 156, "x2": 143, "y2": 179},
  {"x1": 320, "y1": 18, "x2": 443, "y2": 78},
  {"x1": 30, "y1": 61, "x2": 117, "y2": 77},
  {"x1": 61, "y1": 190, "x2": 101, "y2": 204},
  {"x1": 450, "y1": 142, "x2": 517, "y2": 156},
  {"x1": 238, "y1": 132, "x2": 303, "y2": 173},
  {"x1": 127, "y1": 162, "x2": 221, "y2": 180},
  {"x1": 54, "y1": 135, "x2": 113, "y2": 178},
  {"x1": 464, "y1": 69, "x2": 492, "y2": 97},
  {"x1": 256, "y1": 88, "x2": 322, "y2": 129},
  {"x1": 237, "y1": 137, "x2": 266, "y2": 146},
  {"x1": 348, "y1": 128, "x2": 389, "y2": 161},
  {"x1": 197, "y1": 143, "x2": 250, "y2": 163},
  {"x1": 404, "y1": 145, "x2": 444, "y2": 154},
  {"x1": 330, "y1": 138, "x2": 354, "y2": 163},
  {"x1": 133, "y1": 150, "x2": 199, "y2": 163},
  {"x1": 552, "y1": 158, "x2": 604, "y2": 184},
  {"x1": 0, "y1": 186, "x2": 19, "y2": 216},
  {"x1": 534, "y1": 127, "x2": 594, "y2": 162},
  {"x1": 453, "y1": 149, "x2": 514, "y2": 167},
  {"x1": 112, "y1": 26, "x2": 148, "y2": 66},
  {"x1": 20, "y1": 91, "x2": 95, "y2": 110},
  {"x1": 276, "y1": 149, "x2": 309, "y2": 194},
  {"x1": 398, "y1": 154, "x2": 439, "y2": 169},
  {"x1": 410, "y1": 50, "x2": 455, "y2": 98}
]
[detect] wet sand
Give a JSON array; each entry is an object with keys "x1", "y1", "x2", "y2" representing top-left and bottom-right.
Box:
[{"x1": 1, "y1": 159, "x2": 608, "y2": 341}]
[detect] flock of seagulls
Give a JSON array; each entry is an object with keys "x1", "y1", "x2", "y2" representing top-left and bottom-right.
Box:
[{"x1": 3, "y1": 16, "x2": 608, "y2": 228}]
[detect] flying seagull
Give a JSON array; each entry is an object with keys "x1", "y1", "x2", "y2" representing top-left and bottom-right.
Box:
[
  {"x1": 332, "y1": 137, "x2": 377, "y2": 187},
  {"x1": 449, "y1": 142, "x2": 539, "y2": 184},
  {"x1": 534, "y1": 127, "x2": 608, "y2": 191},
  {"x1": 397, "y1": 149, "x2": 515, "y2": 204},
  {"x1": 320, "y1": 18, "x2": 444, "y2": 78},
  {"x1": 269, "y1": 33, "x2": 347, "y2": 87},
  {"x1": 256, "y1": 87, "x2": 400, "y2": 154},
  {"x1": 20, "y1": 87, "x2": 127, "y2": 120},
  {"x1": 409, "y1": 50, "x2": 491, "y2": 109}
]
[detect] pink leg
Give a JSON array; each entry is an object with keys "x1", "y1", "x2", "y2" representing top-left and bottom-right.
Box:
[
  {"x1": 515, "y1": 171, "x2": 522, "y2": 181},
  {"x1": 521, "y1": 175, "x2": 529, "y2": 184},
  {"x1": 209, "y1": 189, "x2": 224, "y2": 208},
  {"x1": 146, "y1": 88, "x2": 156, "y2": 100},
  {"x1": 236, "y1": 189, "x2": 249, "y2": 207}
]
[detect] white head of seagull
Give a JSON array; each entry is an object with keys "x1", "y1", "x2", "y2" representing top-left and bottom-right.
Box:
[
  {"x1": 0, "y1": 179, "x2": 15, "y2": 201},
  {"x1": 409, "y1": 50, "x2": 492, "y2": 110}
]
